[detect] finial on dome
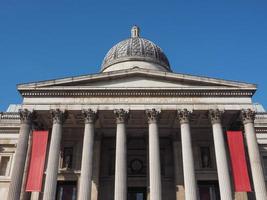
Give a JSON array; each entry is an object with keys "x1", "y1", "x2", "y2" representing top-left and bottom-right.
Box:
[{"x1": 131, "y1": 25, "x2": 140, "y2": 38}]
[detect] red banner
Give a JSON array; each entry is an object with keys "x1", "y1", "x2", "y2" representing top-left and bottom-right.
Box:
[
  {"x1": 26, "y1": 131, "x2": 48, "y2": 192},
  {"x1": 226, "y1": 131, "x2": 251, "y2": 192}
]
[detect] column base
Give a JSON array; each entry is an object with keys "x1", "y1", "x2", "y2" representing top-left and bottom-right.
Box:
[{"x1": 234, "y1": 192, "x2": 248, "y2": 200}]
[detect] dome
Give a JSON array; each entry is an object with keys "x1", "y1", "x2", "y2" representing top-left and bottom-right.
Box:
[{"x1": 101, "y1": 26, "x2": 171, "y2": 72}]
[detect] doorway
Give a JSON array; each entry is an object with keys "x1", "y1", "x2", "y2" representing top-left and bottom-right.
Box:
[
  {"x1": 56, "y1": 181, "x2": 77, "y2": 200},
  {"x1": 198, "y1": 181, "x2": 220, "y2": 200},
  {"x1": 128, "y1": 187, "x2": 147, "y2": 200}
]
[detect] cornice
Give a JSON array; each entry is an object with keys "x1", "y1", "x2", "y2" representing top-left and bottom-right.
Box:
[
  {"x1": 17, "y1": 68, "x2": 257, "y2": 89},
  {"x1": 19, "y1": 88, "x2": 255, "y2": 97}
]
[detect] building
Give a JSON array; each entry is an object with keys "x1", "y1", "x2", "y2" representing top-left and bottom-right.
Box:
[{"x1": 0, "y1": 26, "x2": 267, "y2": 200}]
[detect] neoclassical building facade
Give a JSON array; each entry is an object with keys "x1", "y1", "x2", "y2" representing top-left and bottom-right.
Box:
[{"x1": 0, "y1": 26, "x2": 267, "y2": 200}]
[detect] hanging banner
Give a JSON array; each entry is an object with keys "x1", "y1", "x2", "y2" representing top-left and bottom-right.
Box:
[
  {"x1": 26, "y1": 131, "x2": 48, "y2": 192},
  {"x1": 226, "y1": 131, "x2": 251, "y2": 192}
]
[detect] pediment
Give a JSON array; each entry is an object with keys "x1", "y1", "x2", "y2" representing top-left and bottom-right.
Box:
[{"x1": 18, "y1": 68, "x2": 256, "y2": 90}]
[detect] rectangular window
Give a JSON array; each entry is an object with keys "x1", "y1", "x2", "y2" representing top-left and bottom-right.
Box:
[{"x1": 0, "y1": 155, "x2": 11, "y2": 176}]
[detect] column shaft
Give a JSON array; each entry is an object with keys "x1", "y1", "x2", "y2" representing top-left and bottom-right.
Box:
[
  {"x1": 172, "y1": 140, "x2": 185, "y2": 200},
  {"x1": 178, "y1": 109, "x2": 198, "y2": 200},
  {"x1": 20, "y1": 131, "x2": 33, "y2": 200},
  {"x1": 209, "y1": 109, "x2": 232, "y2": 200},
  {"x1": 146, "y1": 109, "x2": 162, "y2": 200},
  {"x1": 114, "y1": 109, "x2": 128, "y2": 200},
  {"x1": 43, "y1": 109, "x2": 67, "y2": 200},
  {"x1": 91, "y1": 138, "x2": 101, "y2": 200},
  {"x1": 78, "y1": 109, "x2": 97, "y2": 200},
  {"x1": 212, "y1": 123, "x2": 232, "y2": 199},
  {"x1": 242, "y1": 109, "x2": 267, "y2": 199},
  {"x1": 180, "y1": 122, "x2": 198, "y2": 200},
  {"x1": 8, "y1": 109, "x2": 33, "y2": 200}
]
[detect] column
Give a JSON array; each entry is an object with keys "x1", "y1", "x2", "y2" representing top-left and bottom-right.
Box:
[
  {"x1": 172, "y1": 139, "x2": 185, "y2": 200},
  {"x1": 43, "y1": 109, "x2": 67, "y2": 200},
  {"x1": 146, "y1": 109, "x2": 162, "y2": 200},
  {"x1": 209, "y1": 109, "x2": 232, "y2": 200},
  {"x1": 20, "y1": 130, "x2": 33, "y2": 200},
  {"x1": 241, "y1": 109, "x2": 267, "y2": 199},
  {"x1": 78, "y1": 109, "x2": 97, "y2": 200},
  {"x1": 177, "y1": 109, "x2": 198, "y2": 200},
  {"x1": 114, "y1": 109, "x2": 129, "y2": 200},
  {"x1": 91, "y1": 135, "x2": 102, "y2": 200},
  {"x1": 8, "y1": 109, "x2": 34, "y2": 200}
]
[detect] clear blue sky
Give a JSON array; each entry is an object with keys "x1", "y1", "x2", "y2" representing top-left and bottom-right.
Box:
[{"x1": 0, "y1": 1, "x2": 267, "y2": 111}]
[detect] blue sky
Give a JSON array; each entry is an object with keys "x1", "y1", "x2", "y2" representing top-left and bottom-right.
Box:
[{"x1": 0, "y1": 1, "x2": 267, "y2": 111}]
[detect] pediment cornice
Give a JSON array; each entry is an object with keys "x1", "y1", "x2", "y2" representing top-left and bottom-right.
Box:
[
  {"x1": 17, "y1": 68, "x2": 257, "y2": 98},
  {"x1": 20, "y1": 87, "x2": 255, "y2": 97},
  {"x1": 18, "y1": 68, "x2": 257, "y2": 88}
]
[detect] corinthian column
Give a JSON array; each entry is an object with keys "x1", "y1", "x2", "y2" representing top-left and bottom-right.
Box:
[
  {"x1": 78, "y1": 109, "x2": 97, "y2": 200},
  {"x1": 7, "y1": 109, "x2": 34, "y2": 200},
  {"x1": 209, "y1": 109, "x2": 232, "y2": 200},
  {"x1": 177, "y1": 109, "x2": 197, "y2": 200},
  {"x1": 43, "y1": 109, "x2": 67, "y2": 200},
  {"x1": 114, "y1": 109, "x2": 129, "y2": 200},
  {"x1": 241, "y1": 109, "x2": 267, "y2": 200},
  {"x1": 146, "y1": 109, "x2": 162, "y2": 200}
]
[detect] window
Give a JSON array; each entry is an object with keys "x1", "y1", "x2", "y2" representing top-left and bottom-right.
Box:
[
  {"x1": 62, "y1": 147, "x2": 73, "y2": 169},
  {"x1": 0, "y1": 155, "x2": 12, "y2": 176}
]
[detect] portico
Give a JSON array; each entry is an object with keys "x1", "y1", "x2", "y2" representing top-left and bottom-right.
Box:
[{"x1": 6, "y1": 106, "x2": 266, "y2": 200}]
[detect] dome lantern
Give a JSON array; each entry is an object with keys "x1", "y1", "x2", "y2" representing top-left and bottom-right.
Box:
[{"x1": 131, "y1": 25, "x2": 140, "y2": 38}]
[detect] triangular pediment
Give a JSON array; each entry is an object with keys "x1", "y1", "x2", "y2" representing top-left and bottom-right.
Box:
[{"x1": 17, "y1": 68, "x2": 256, "y2": 91}]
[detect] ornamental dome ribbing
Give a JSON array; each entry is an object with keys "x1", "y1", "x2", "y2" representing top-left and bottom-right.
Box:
[{"x1": 101, "y1": 26, "x2": 171, "y2": 72}]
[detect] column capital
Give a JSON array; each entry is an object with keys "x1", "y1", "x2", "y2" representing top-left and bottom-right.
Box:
[
  {"x1": 241, "y1": 109, "x2": 255, "y2": 124},
  {"x1": 146, "y1": 109, "x2": 161, "y2": 124},
  {"x1": 19, "y1": 109, "x2": 35, "y2": 124},
  {"x1": 209, "y1": 109, "x2": 224, "y2": 124},
  {"x1": 50, "y1": 109, "x2": 68, "y2": 124},
  {"x1": 82, "y1": 109, "x2": 98, "y2": 124},
  {"x1": 114, "y1": 109, "x2": 129, "y2": 124},
  {"x1": 177, "y1": 109, "x2": 191, "y2": 124}
]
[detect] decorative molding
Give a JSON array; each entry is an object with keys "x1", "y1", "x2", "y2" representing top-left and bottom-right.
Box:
[
  {"x1": 82, "y1": 109, "x2": 98, "y2": 124},
  {"x1": 20, "y1": 89, "x2": 255, "y2": 98},
  {"x1": 177, "y1": 109, "x2": 191, "y2": 124},
  {"x1": 209, "y1": 109, "x2": 224, "y2": 124},
  {"x1": 19, "y1": 109, "x2": 35, "y2": 124},
  {"x1": 50, "y1": 109, "x2": 68, "y2": 124},
  {"x1": 0, "y1": 112, "x2": 20, "y2": 120},
  {"x1": 145, "y1": 109, "x2": 161, "y2": 124},
  {"x1": 255, "y1": 128, "x2": 267, "y2": 134},
  {"x1": 114, "y1": 109, "x2": 129, "y2": 124},
  {"x1": 241, "y1": 109, "x2": 256, "y2": 124}
]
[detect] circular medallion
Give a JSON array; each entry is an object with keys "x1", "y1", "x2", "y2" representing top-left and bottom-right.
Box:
[{"x1": 130, "y1": 159, "x2": 143, "y2": 173}]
